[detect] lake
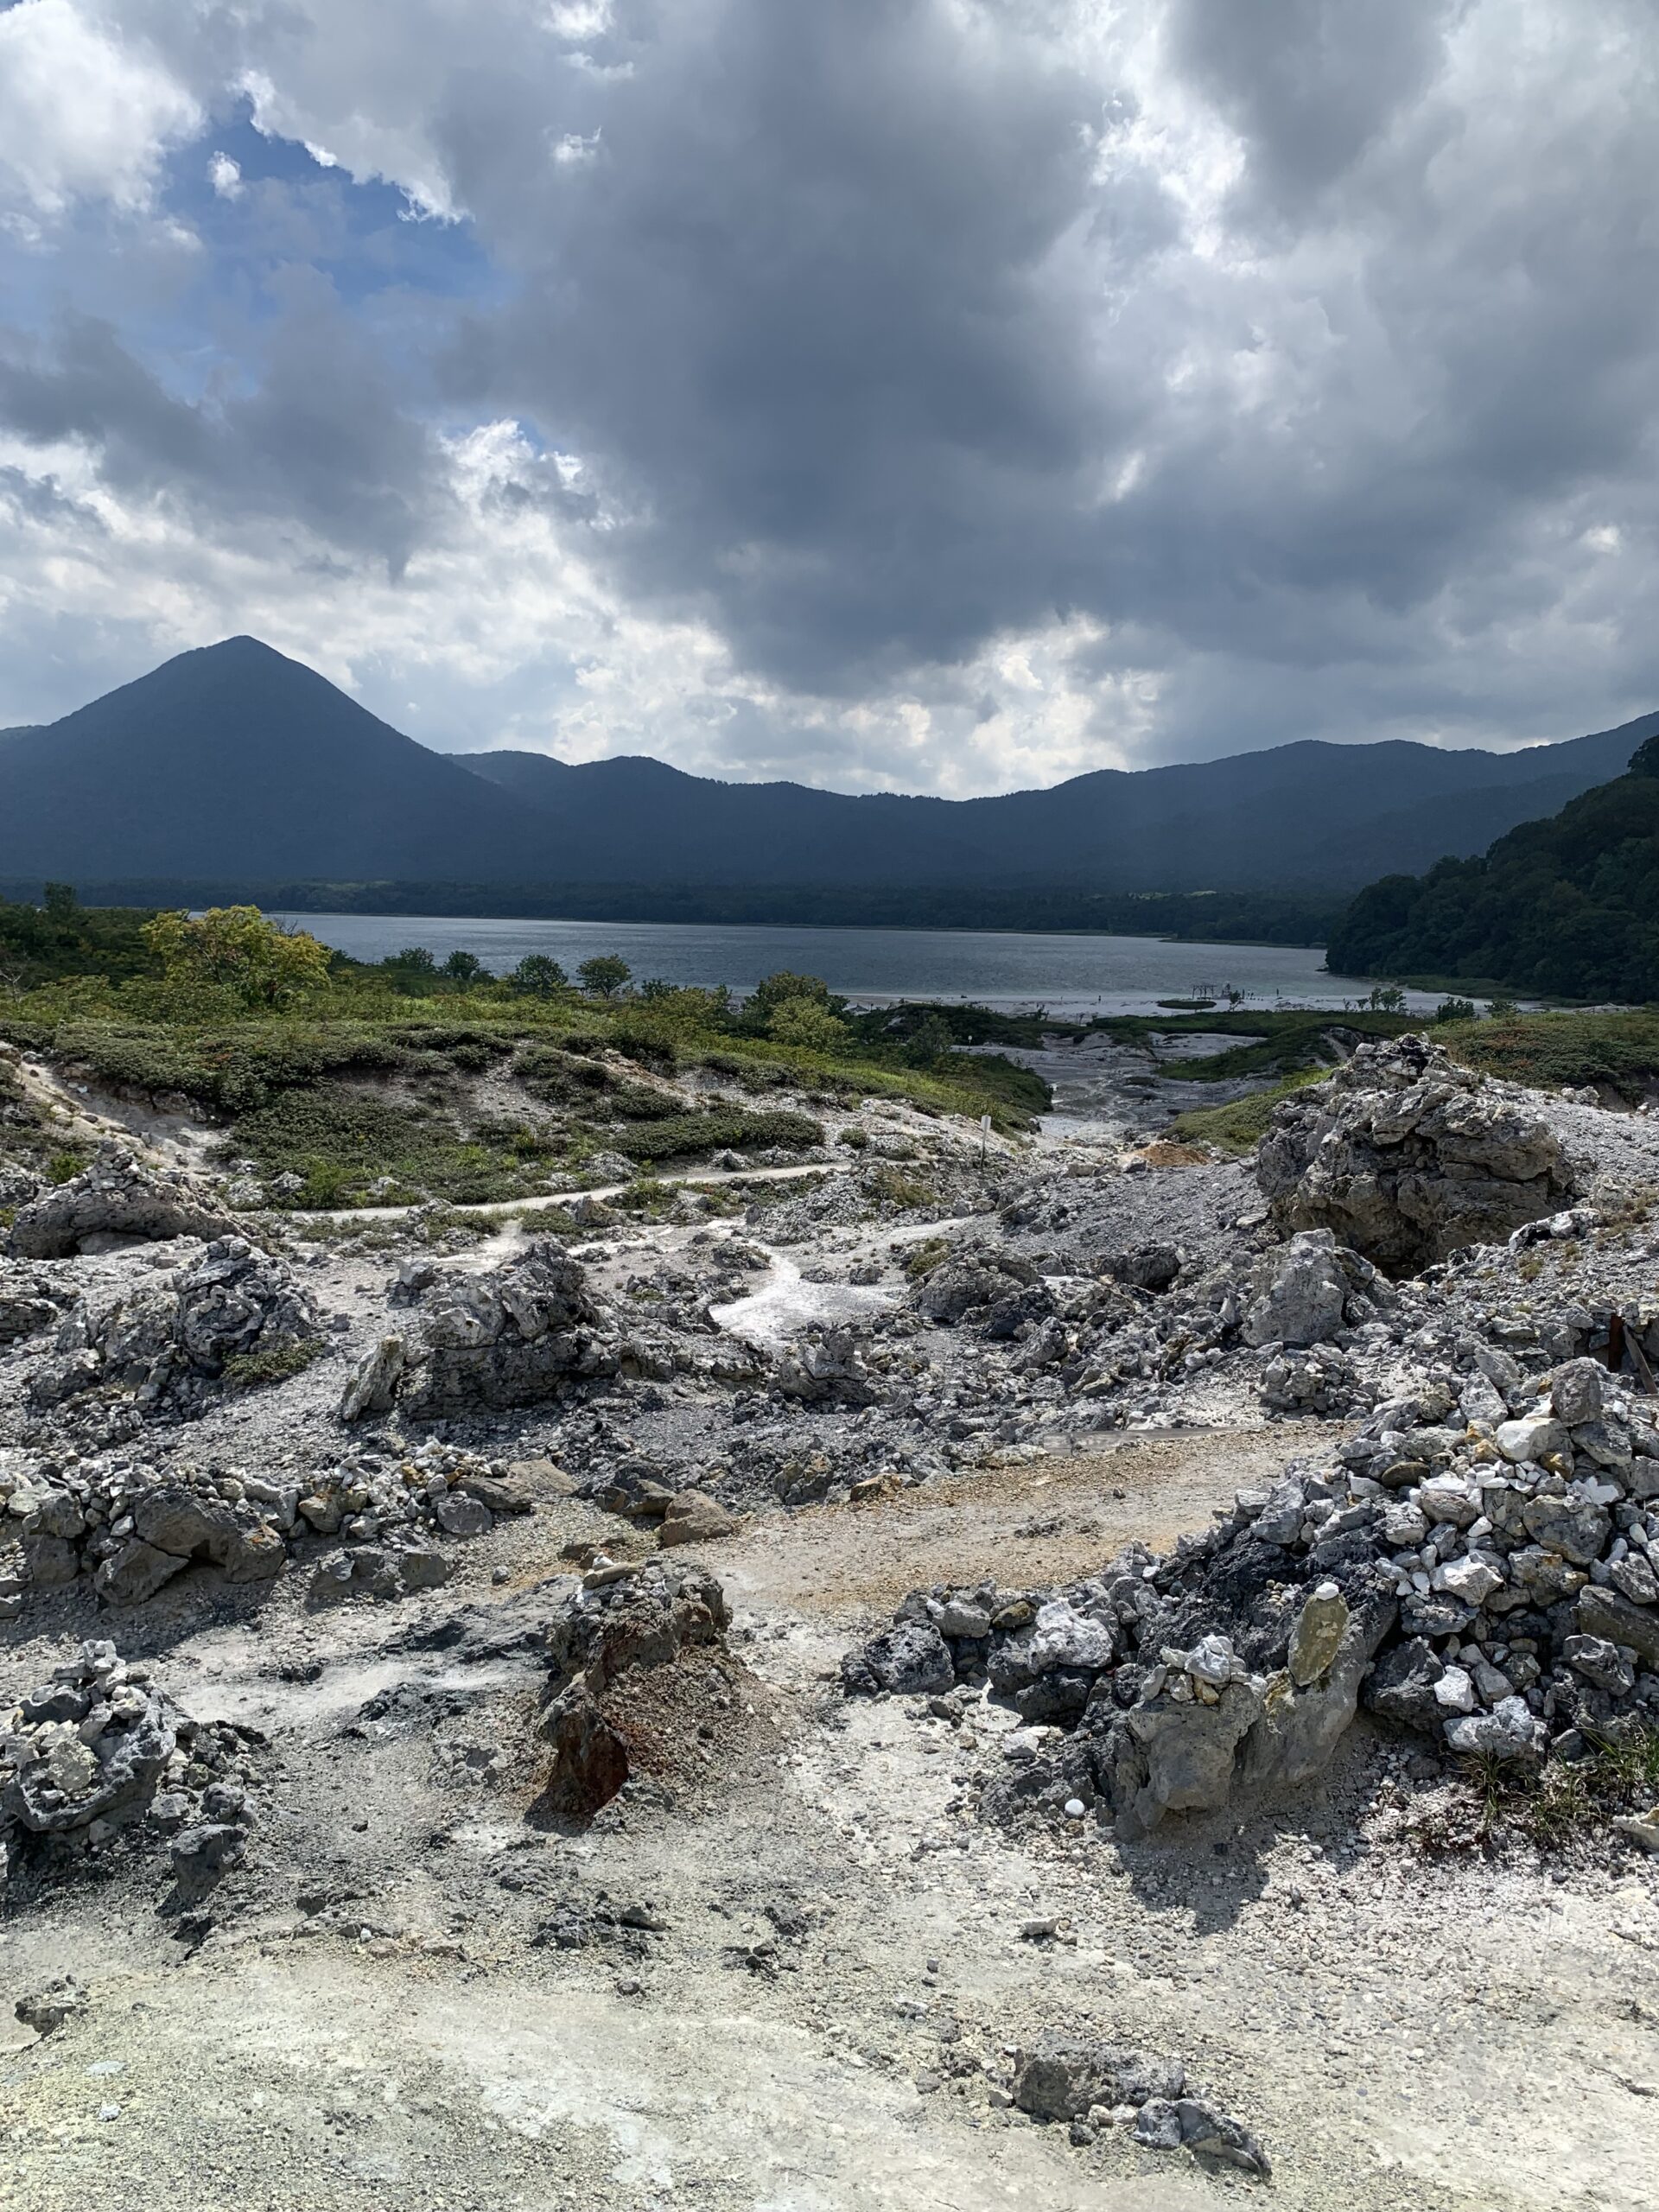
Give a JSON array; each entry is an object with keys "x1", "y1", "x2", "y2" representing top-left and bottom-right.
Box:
[{"x1": 270, "y1": 912, "x2": 1452, "y2": 1017}]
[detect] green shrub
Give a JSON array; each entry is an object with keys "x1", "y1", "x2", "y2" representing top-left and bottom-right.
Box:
[
  {"x1": 615, "y1": 1108, "x2": 823, "y2": 1161},
  {"x1": 223, "y1": 1338, "x2": 323, "y2": 1390},
  {"x1": 1444, "y1": 1009, "x2": 1659, "y2": 1100},
  {"x1": 232, "y1": 1087, "x2": 547, "y2": 1207},
  {"x1": 863, "y1": 1163, "x2": 932, "y2": 1209}
]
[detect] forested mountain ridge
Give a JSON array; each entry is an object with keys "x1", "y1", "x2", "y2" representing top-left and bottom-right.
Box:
[
  {"x1": 0, "y1": 635, "x2": 1652, "y2": 899},
  {"x1": 1328, "y1": 730, "x2": 1659, "y2": 998}
]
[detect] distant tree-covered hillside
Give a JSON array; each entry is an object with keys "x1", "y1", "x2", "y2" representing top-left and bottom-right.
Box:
[{"x1": 1327, "y1": 734, "x2": 1659, "y2": 998}]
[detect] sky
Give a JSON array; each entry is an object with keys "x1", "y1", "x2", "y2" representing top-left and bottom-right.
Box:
[{"x1": 0, "y1": 0, "x2": 1656, "y2": 798}]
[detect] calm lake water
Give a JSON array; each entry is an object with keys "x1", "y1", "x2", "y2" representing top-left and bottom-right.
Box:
[{"x1": 270, "y1": 912, "x2": 1449, "y2": 1017}]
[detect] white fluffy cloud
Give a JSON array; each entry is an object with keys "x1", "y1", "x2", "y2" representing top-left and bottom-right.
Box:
[
  {"x1": 0, "y1": 0, "x2": 1656, "y2": 796},
  {"x1": 0, "y1": 0, "x2": 200, "y2": 219}
]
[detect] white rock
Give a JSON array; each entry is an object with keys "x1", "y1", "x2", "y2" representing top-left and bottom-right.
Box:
[
  {"x1": 1433, "y1": 1553, "x2": 1504, "y2": 1605},
  {"x1": 1185, "y1": 1633, "x2": 1239, "y2": 1688},
  {"x1": 1495, "y1": 1417, "x2": 1569, "y2": 1467},
  {"x1": 1432, "y1": 1665, "x2": 1476, "y2": 1714}
]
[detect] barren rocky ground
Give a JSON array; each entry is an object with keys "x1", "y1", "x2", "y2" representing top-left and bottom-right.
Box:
[{"x1": 3, "y1": 1029, "x2": 1659, "y2": 2210}]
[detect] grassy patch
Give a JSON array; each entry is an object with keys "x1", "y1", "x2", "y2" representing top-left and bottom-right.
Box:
[
  {"x1": 1170, "y1": 1068, "x2": 1327, "y2": 1153},
  {"x1": 1442, "y1": 1009, "x2": 1659, "y2": 1099},
  {"x1": 1415, "y1": 1725, "x2": 1659, "y2": 1856},
  {"x1": 903, "y1": 1235, "x2": 953, "y2": 1278},
  {"x1": 222, "y1": 1338, "x2": 324, "y2": 1391},
  {"x1": 230, "y1": 1086, "x2": 551, "y2": 1208}
]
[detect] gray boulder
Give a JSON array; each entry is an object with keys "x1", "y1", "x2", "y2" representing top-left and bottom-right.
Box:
[
  {"x1": 0, "y1": 1263, "x2": 72, "y2": 1345},
  {"x1": 132, "y1": 1489, "x2": 285, "y2": 1583},
  {"x1": 340, "y1": 1335, "x2": 405, "y2": 1422},
  {"x1": 1014, "y1": 2037, "x2": 1185, "y2": 2120},
  {"x1": 842, "y1": 1618, "x2": 955, "y2": 1697},
  {"x1": 1443, "y1": 1694, "x2": 1546, "y2": 1764},
  {"x1": 913, "y1": 1250, "x2": 1040, "y2": 1325},
  {"x1": 8, "y1": 1149, "x2": 236, "y2": 1259},
  {"x1": 0, "y1": 1643, "x2": 177, "y2": 1838},
  {"x1": 1256, "y1": 1037, "x2": 1576, "y2": 1271},
  {"x1": 93, "y1": 1540, "x2": 189, "y2": 1606},
  {"x1": 1135, "y1": 2097, "x2": 1271, "y2": 2177},
  {"x1": 1242, "y1": 1230, "x2": 1378, "y2": 1348},
  {"x1": 397, "y1": 1241, "x2": 619, "y2": 1418},
  {"x1": 1363, "y1": 1637, "x2": 1446, "y2": 1734},
  {"x1": 537, "y1": 1560, "x2": 731, "y2": 1822},
  {"x1": 1099, "y1": 1675, "x2": 1266, "y2": 1841},
  {"x1": 772, "y1": 1327, "x2": 878, "y2": 1406}
]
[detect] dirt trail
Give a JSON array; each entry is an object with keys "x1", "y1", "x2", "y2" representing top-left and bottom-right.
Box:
[
  {"x1": 722, "y1": 1427, "x2": 1338, "y2": 1624},
  {"x1": 303, "y1": 1158, "x2": 837, "y2": 1227}
]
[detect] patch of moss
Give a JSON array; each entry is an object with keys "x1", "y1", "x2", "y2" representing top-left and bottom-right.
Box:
[{"x1": 222, "y1": 1338, "x2": 324, "y2": 1390}]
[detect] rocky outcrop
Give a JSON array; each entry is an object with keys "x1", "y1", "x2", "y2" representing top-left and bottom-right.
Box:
[
  {"x1": 1011, "y1": 2034, "x2": 1268, "y2": 2174},
  {"x1": 0, "y1": 1262, "x2": 75, "y2": 1345},
  {"x1": 537, "y1": 1560, "x2": 730, "y2": 1823},
  {"x1": 843, "y1": 1351, "x2": 1659, "y2": 1835},
  {"x1": 1240, "y1": 1230, "x2": 1389, "y2": 1347},
  {"x1": 913, "y1": 1248, "x2": 1054, "y2": 1339},
  {"x1": 28, "y1": 1238, "x2": 321, "y2": 1420},
  {"x1": 0, "y1": 1641, "x2": 258, "y2": 1896},
  {"x1": 1256, "y1": 1037, "x2": 1576, "y2": 1271},
  {"x1": 397, "y1": 1241, "x2": 620, "y2": 1418},
  {"x1": 339, "y1": 1334, "x2": 406, "y2": 1421},
  {"x1": 772, "y1": 1326, "x2": 879, "y2": 1406},
  {"x1": 3, "y1": 1440, "x2": 526, "y2": 1609},
  {"x1": 7, "y1": 1150, "x2": 236, "y2": 1260}
]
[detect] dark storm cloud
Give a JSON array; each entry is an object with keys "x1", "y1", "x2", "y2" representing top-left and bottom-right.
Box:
[
  {"x1": 1165, "y1": 0, "x2": 1462, "y2": 215},
  {"x1": 442, "y1": 0, "x2": 1154, "y2": 689},
  {"x1": 424, "y1": 0, "x2": 1659, "y2": 736},
  {"x1": 3, "y1": 0, "x2": 1658, "y2": 778}
]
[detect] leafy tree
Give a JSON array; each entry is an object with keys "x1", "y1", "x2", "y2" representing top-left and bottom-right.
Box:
[
  {"x1": 43, "y1": 882, "x2": 78, "y2": 923},
  {"x1": 741, "y1": 970, "x2": 848, "y2": 1033},
  {"x1": 1434, "y1": 996, "x2": 1478, "y2": 1024},
  {"x1": 1366, "y1": 984, "x2": 1408, "y2": 1013},
  {"x1": 902, "y1": 1011, "x2": 957, "y2": 1065},
  {"x1": 442, "y1": 949, "x2": 485, "y2": 982},
  {"x1": 624, "y1": 982, "x2": 734, "y2": 1033},
  {"x1": 390, "y1": 945, "x2": 437, "y2": 973},
  {"x1": 142, "y1": 906, "x2": 331, "y2": 1008},
  {"x1": 577, "y1": 953, "x2": 632, "y2": 998},
  {"x1": 769, "y1": 997, "x2": 851, "y2": 1052},
  {"x1": 1328, "y1": 738, "x2": 1659, "y2": 1000},
  {"x1": 509, "y1": 952, "x2": 569, "y2": 998}
]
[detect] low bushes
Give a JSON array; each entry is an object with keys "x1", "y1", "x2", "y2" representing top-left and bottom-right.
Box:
[{"x1": 613, "y1": 1108, "x2": 824, "y2": 1161}]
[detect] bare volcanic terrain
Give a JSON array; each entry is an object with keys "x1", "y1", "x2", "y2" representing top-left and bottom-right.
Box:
[{"x1": 3, "y1": 1033, "x2": 1659, "y2": 2210}]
